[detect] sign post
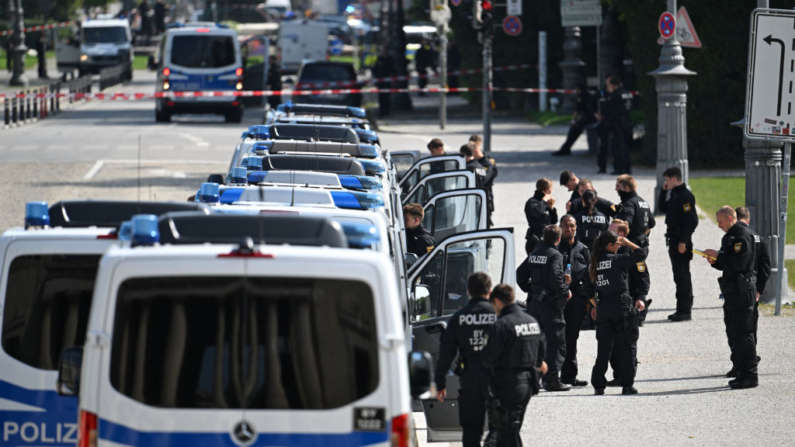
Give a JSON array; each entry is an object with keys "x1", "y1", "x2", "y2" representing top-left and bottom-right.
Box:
[{"x1": 744, "y1": 8, "x2": 795, "y2": 314}]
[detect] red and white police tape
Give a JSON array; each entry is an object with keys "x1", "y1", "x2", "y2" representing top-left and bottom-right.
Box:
[
  {"x1": 0, "y1": 86, "x2": 640, "y2": 100},
  {"x1": 0, "y1": 21, "x2": 76, "y2": 37}
]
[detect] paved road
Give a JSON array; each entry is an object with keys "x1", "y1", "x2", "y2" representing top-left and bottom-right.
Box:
[{"x1": 1, "y1": 80, "x2": 793, "y2": 446}]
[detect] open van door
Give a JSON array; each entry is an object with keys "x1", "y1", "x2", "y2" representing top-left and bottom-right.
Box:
[
  {"x1": 422, "y1": 189, "x2": 487, "y2": 241},
  {"x1": 398, "y1": 155, "x2": 465, "y2": 197},
  {"x1": 241, "y1": 36, "x2": 269, "y2": 106},
  {"x1": 388, "y1": 149, "x2": 424, "y2": 181},
  {"x1": 402, "y1": 170, "x2": 475, "y2": 206},
  {"x1": 407, "y1": 228, "x2": 515, "y2": 442}
]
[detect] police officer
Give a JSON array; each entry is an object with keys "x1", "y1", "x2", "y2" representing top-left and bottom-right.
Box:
[
  {"x1": 482, "y1": 284, "x2": 547, "y2": 447},
  {"x1": 403, "y1": 203, "x2": 435, "y2": 257},
  {"x1": 703, "y1": 207, "x2": 759, "y2": 389},
  {"x1": 460, "y1": 143, "x2": 488, "y2": 189},
  {"x1": 266, "y1": 55, "x2": 283, "y2": 111},
  {"x1": 574, "y1": 190, "x2": 609, "y2": 249},
  {"x1": 518, "y1": 225, "x2": 571, "y2": 391},
  {"x1": 523, "y1": 178, "x2": 558, "y2": 254},
  {"x1": 470, "y1": 135, "x2": 499, "y2": 227},
  {"x1": 373, "y1": 47, "x2": 394, "y2": 117},
  {"x1": 659, "y1": 166, "x2": 699, "y2": 321},
  {"x1": 596, "y1": 75, "x2": 633, "y2": 175},
  {"x1": 735, "y1": 206, "x2": 771, "y2": 358},
  {"x1": 589, "y1": 231, "x2": 647, "y2": 395},
  {"x1": 568, "y1": 178, "x2": 617, "y2": 217},
  {"x1": 615, "y1": 174, "x2": 656, "y2": 246},
  {"x1": 560, "y1": 170, "x2": 581, "y2": 207},
  {"x1": 435, "y1": 272, "x2": 498, "y2": 447},
  {"x1": 558, "y1": 215, "x2": 591, "y2": 387}
]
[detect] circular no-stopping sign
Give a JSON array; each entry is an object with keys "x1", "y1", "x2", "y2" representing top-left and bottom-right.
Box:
[
  {"x1": 503, "y1": 15, "x2": 522, "y2": 37},
  {"x1": 659, "y1": 12, "x2": 676, "y2": 40},
  {"x1": 451, "y1": 0, "x2": 462, "y2": 6}
]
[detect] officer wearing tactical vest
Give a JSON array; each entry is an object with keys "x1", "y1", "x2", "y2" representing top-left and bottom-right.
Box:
[
  {"x1": 435, "y1": 272, "x2": 498, "y2": 447},
  {"x1": 574, "y1": 190, "x2": 609, "y2": 249},
  {"x1": 524, "y1": 178, "x2": 558, "y2": 255},
  {"x1": 659, "y1": 166, "x2": 699, "y2": 322},
  {"x1": 615, "y1": 174, "x2": 656, "y2": 246},
  {"x1": 482, "y1": 284, "x2": 547, "y2": 447},
  {"x1": 403, "y1": 203, "x2": 435, "y2": 258},
  {"x1": 703, "y1": 207, "x2": 759, "y2": 389},
  {"x1": 735, "y1": 206, "x2": 771, "y2": 363},
  {"x1": 589, "y1": 231, "x2": 647, "y2": 395},
  {"x1": 558, "y1": 215, "x2": 592, "y2": 388},
  {"x1": 517, "y1": 225, "x2": 571, "y2": 392}
]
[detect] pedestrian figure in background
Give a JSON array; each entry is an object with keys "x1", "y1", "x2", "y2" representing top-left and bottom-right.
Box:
[
  {"x1": 139, "y1": 0, "x2": 152, "y2": 45},
  {"x1": 552, "y1": 84, "x2": 596, "y2": 156},
  {"x1": 36, "y1": 32, "x2": 49, "y2": 79},
  {"x1": 659, "y1": 166, "x2": 699, "y2": 322},
  {"x1": 703, "y1": 207, "x2": 759, "y2": 390},
  {"x1": 5, "y1": 38, "x2": 12, "y2": 73},
  {"x1": 266, "y1": 55, "x2": 282, "y2": 111},
  {"x1": 574, "y1": 190, "x2": 608, "y2": 250},
  {"x1": 589, "y1": 231, "x2": 647, "y2": 395},
  {"x1": 373, "y1": 47, "x2": 394, "y2": 117},
  {"x1": 523, "y1": 178, "x2": 557, "y2": 255},
  {"x1": 596, "y1": 75, "x2": 633, "y2": 175},
  {"x1": 447, "y1": 39, "x2": 461, "y2": 93},
  {"x1": 482, "y1": 284, "x2": 547, "y2": 447},
  {"x1": 415, "y1": 39, "x2": 436, "y2": 95},
  {"x1": 154, "y1": 0, "x2": 167, "y2": 35},
  {"x1": 734, "y1": 206, "x2": 770, "y2": 360},
  {"x1": 435, "y1": 272, "x2": 498, "y2": 447}
]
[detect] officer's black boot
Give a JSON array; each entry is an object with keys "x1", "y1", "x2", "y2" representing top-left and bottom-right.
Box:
[
  {"x1": 729, "y1": 376, "x2": 758, "y2": 389},
  {"x1": 544, "y1": 379, "x2": 571, "y2": 392},
  {"x1": 622, "y1": 385, "x2": 638, "y2": 395}
]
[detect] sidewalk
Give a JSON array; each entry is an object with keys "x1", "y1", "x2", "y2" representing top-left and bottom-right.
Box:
[
  {"x1": 0, "y1": 57, "x2": 61, "y2": 96},
  {"x1": 380, "y1": 107, "x2": 795, "y2": 446}
]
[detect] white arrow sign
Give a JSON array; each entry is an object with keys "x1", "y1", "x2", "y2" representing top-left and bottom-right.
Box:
[{"x1": 745, "y1": 9, "x2": 795, "y2": 141}]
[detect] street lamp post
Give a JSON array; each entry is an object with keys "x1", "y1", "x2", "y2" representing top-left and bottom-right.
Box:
[{"x1": 9, "y1": 0, "x2": 27, "y2": 86}]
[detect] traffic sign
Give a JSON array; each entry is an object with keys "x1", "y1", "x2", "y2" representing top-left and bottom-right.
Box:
[
  {"x1": 451, "y1": 0, "x2": 461, "y2": 6},
  {"x1": 560, "y1": 0, "x2": 602, "y2": 27},
  {"x1": 502, "y1": 15, "x2": 522, "y2": 37},
  {"x1": 330, "y1": 39, "x2": 343, "y2": 56},
  {"x1": 507, "y1": 0, "x2": 522, "y2": 16},
  {"x1": 745, "y1": 9, "x2": 795, "y2": 141},
  {"x1": 659, "y1": 12, "x2": 676, "y2": 40},
  {"x1": 656, "y1": 6, "x2": 702, "y2": 48}
]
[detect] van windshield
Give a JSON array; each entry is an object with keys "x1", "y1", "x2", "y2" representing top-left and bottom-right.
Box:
[
  {"x1": 110, "y1": 277, "x2": 379, "y2": 409},
  {"x1": 170, "y1": 35, "x2": 236, "y2": 68},
  {"x1": 83, "y1": 26, "x2": 128, "y2": 44},
  {"x1": 1, "y1": 255, "x2": 101, "y2": 370},
  {"x1": 299, "y1": 64, "x2": 354, "y2": 83}
]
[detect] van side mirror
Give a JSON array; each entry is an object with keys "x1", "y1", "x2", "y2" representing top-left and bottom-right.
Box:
[
  {"x1": 56, "y1": 346, "x2": 84, "y2": 396},
  {"x1": 147, "y1": 55, "x2": 156, "y2": 70},
  {"x1": 207, "y1": 174, "x2": 225, "y2": 184},
  {"x1": 403, "y1": 252, "x2": 418, "y2": 269},
  {"x1": 408, "y1": 350, "x2": 434, "y2": 399}
]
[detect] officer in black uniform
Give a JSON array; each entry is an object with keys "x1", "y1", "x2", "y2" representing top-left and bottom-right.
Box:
[
  {"x1": 597, "y1": 75, "x2": 633, "y2": 175},
  {"x1": 373, "y1": 47, "x2": 395, "y2": 117},
  {"x1": 266, "y1": 55, "x2": 283, "y2": 111},
  {"x1": 659, "y1": 166, "x2": 699, "y2": 321},
  {"x1": 403, "y1": 203, "x2": 435, "y2": 257},
  {"x1": 435, "y1": 272, "x2": 498, "y2": 447},
  {"x1": 523, "y1": 178, "x2": 558, "y2": 255},
  {"x1": 518, "y1": 225, "x2": 571, "y2": 391},
  {"x1": 703, "y1": 207, "x2": 759, "y2": 389},
  {"x1": 470, "y1": 135, "x2": 499, "y2": 227},
  {"x1": 558, "y1": 215, "x2": 591, "y2": 387},
  {"x1": 574, "y1": 190, "x2": 609, "y2": 250},
  {"x1": 568, "y1": 178, "x2": 617, "y2": 217},
  {"x1": 460, "y1": 143, "x2": 488, "y2": 189},
  {"x1": 560, "y1": 170, "x2": 581, "y2": 207},
  {"x1": 735, "y1": 206, "x2": 771, "y2": 357},
  {"x1": 589, "y1": 231, "x2": 647, "y2": 395},
  {"x1": 482, "y1": 284, "x2": 547, "y2": 447},
  {"x1": 615, "y1": 174, "x2": 656, "y2": 246}
]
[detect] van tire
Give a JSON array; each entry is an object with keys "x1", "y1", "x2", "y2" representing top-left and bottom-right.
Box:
[
  {"x1": 155, "y1": 109, "x2": 171, "y2": 123},
  {"x1": 225, "y1": 109, "x2": 243, "y2": 123}
]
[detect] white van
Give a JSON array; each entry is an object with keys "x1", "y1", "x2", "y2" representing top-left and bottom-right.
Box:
[
  {"x1": 0, "y1": 201, "x2": 206, "y2": 447},
  {"x1": 58, "y1": 213, "x2": 432, "y2": 447},
  {"x1": 77, "y1": 19, "x2": 134, "y2": 78},
  {"x1": 278, "y1": 20, "x2": 329, "y2": 74}
]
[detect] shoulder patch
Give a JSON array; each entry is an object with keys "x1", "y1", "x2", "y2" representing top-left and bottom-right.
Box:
[
  {"x1": 426, "y1": 246, "x2": 434, "y2": 253},
  {"x1": 683, "y1": 203, "x2": 692, "y2": 213},
  {"x1": 636, "y1": 262, "x2": 646, "y2": 273},
  {"x1": 734, "y1": 242, "x2": 742, "y2": 253}
]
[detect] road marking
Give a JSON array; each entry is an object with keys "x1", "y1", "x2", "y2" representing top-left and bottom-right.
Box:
[
  {"x1": 179, "y1": 132, "x2": 210, "y2": 147},
  {"x1": 84, "y1": 160, "x2": 104, "y2": 179}
]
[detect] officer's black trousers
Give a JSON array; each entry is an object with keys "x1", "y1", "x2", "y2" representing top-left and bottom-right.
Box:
[
  {"x1": 611, "y1": 130, "x2": 631, "y2": 175},
  {"x1": 491, "y1": 371, "x2": 533, "y2": 447},
  {"x1": 561, "y1": 294, "x2": 585, "y2": 383},
  {"x1": 377, "y1": 89, "x2": 390, "y2": 116},
  {"x1": 559, "y1": 123, "x2": 584, "y2": 154},
  {"x1": 723, "y1": 302, "x2": 758, "y2": 378},
  {"x1": 591, "y1": 305, "x2": 636, "y2": 389},
  {"x1": 668, "y1": 241, "x2": 694, "y2": 314},
  {"x1": 528, "y1": 299, "x2": 566, "y2": 382},
  {"x1": 459, "y1": 369, "x2": 497, "y2": 447}
]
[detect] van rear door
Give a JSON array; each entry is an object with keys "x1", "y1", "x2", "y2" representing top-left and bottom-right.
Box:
[
  {"x1": 398, "y1": 154, "x2": 465, "y2": 197},
  {"x1": 422, "y1": 189, "x2": 487, "y2": 241},
  {"x1": 401, "y1": 170, "x2": 475, "y2": 206}
]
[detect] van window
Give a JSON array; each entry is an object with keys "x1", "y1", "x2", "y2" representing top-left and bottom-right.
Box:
[
  {"x1": 1, "y1": 255, "x2": 101, "y2": 370},
  {"x1": 170, "y1": 35, "x2": 236, "y2": 68},
  {"x1": 110, "y1": 277, "x2": 379, "y2": 409},
  {"x1": 84, "y1": 27, "x2": 128, "y2": 44},
  {"x1": 299, "y1": 64, "x2": 354, "y2": 83}
]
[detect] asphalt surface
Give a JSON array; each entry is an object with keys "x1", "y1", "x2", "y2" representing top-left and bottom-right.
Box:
[{"x1": 1, "y1": 75, "x2": 793, "y2": 445}]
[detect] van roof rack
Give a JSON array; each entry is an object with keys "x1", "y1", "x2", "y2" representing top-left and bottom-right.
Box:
[
  {"x1": 280, "y1": 102, "x2": 367, "y2": 119},
  {"x1": 252, "y1": 140, "x2": 377, "y2": 159},
  {"x1": 269, "y1": 124, "x2": 360, "y2": 144},
  {"x1": 257, "y1": 154, "x2": 367, "y2": 176},
  {"x1": 157, "y1": 212, "x2": 347, "y2": 247},
  {"x1": 49, "y1": 201, "x2": 209, "y2": 228}
]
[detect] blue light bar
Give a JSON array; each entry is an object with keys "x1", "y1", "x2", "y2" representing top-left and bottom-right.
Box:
[
  {"x1": 230, "y1": 167, "x2": 248, "y2": 185},
  {"x1": 118, "y1": 221, "x2": 133, "y2": 241},
  {"x1": 360, "y1": 160, "x2": 386, "y2": 176},
  {"x1": 347, "y1": 106, "x2": 367, "y2": 118},
  {"x1": 355, "y1": 129, "x2": 379, "y2": 145},
  {"x1": 25, "y1": 201, "x2": 50, "y2": 228},
  {"x1": 220, "y1": 188, "x2": 245, "y2": 204},
  {"x1": 340, "y1": 222, "x2": 380, "y2": 248},
  {"x1": 252, "y1": 141, "x2": 272, "y2": 153},
  {"x1": 338, "y1": 175, "x2": 382, "y2": 191},
  {"x1": 357, "y1": 144, "x2": 379, "y2": 159},
  {"x1": 200, "y1": 182, "x2": 220, "y2": 203},
  {"x1": 330, "y1": 191, "x2": 385, "y2": 210},
  {"x1": 247, "y1": 125, "x2": 270, "y2": 140},
  {"x1": 131, "y1": 214, "x2": 159, "y2": 246},
  {"x1": 244, "y1": 157, "x2": 263, "y2": 171},
  {"x1": 248, "y1": 171, "x2": 268, "y2": 183}
]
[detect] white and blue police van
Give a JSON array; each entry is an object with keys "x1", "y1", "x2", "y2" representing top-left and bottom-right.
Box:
[
  {"x1": 151, "y1": 23, "x2": 248, "y2": 123},
  {"x1": 57, "y1": 213, "x2": 434, "y2": 447},
  {"x1": 0, "y1": 201, "x2": 206, "y2": 447}
]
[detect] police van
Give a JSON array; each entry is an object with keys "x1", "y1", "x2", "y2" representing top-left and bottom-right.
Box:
[
  {"x1": 0, "y1": 201, "x2": 206, "y2": 447},
  {"x1": 56, "y1": 213, "x2": 433, "y2": 447},
  {"x1": 150, "y1": 23, "x2": 267, "y2": 123}
]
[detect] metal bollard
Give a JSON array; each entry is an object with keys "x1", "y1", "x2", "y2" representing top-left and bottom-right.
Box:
[
  {"x1": 33, "y1": 89, "x2": 38, "y2": 119},
  {"x1": 11, "y1": 97, "x2": 17, "y2": 125},
  {"x1": 3, "y1": 97, "x2": 8, "y2": 126},
  {"x1": 56, "y1": 82, "x2": 61, "y2": 112}
]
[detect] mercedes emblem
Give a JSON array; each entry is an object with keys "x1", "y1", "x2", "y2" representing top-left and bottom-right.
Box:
[{"x1": 232, "y1": 420, "x2": 257, "y2": 446}]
